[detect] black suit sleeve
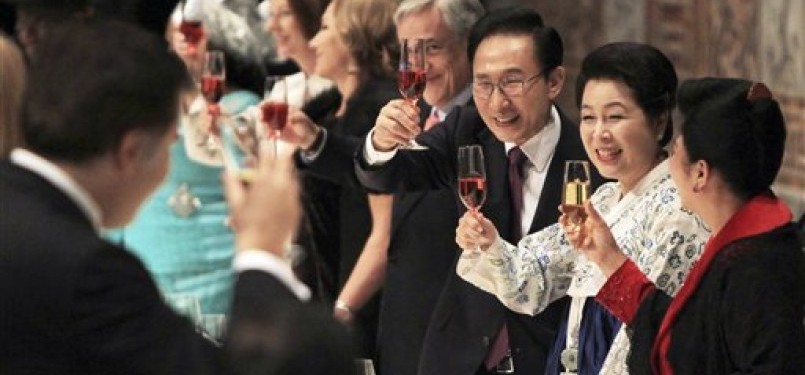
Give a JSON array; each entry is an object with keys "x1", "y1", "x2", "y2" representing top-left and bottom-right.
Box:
[
  {"x1": 225, "y1": 271, "x2": 356, "y2": 375},
  {"x1": 70, "y1": 244, "x2": 221, "y2": 375},
  {"x1": 296, "y1": 132, "x2": 365, "y2": 188},
  {"x1": 354, "y1": 107, "x2": 475, "y2": 194}
]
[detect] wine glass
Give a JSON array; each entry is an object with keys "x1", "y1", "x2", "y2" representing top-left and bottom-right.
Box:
[
  {"x1": 199, "y1": 51, "x2": 225, "y2": 150},
  {"x1": 563, "y1": 160, "x2": 591, "y2": 227},
  {"x1": 261, "y1": 75, "x2": 289, "y2": 157},
  {"x1": 165, "y1": 293, "x2": 202, "y2": 324},
  {"x1": 457, "y1": 145, "x2": 487, "y2": 213},
  {"x1": 398, "y1": 38, "x2": 427, "y2": 150},
  {"x1": 354, "y1": 359, "x2": 376, "y2": 375},
  {"x1": 178, "y1": 4, "x2": 204, "y2": 54},
  {"x1": 219, "y1": 114, "x2": 260, "y2": 183}
]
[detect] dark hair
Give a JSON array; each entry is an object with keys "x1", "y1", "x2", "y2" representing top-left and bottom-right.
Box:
[
  {"x1": 288, "y1": 0, "x2": 330, "y2": 40},
  {"x1": 575, "y1": 42, "x2": 677, "y2": 147},
  {"x1": 467, "y1": 7, "x2": 561, "y2": 75},
  {"x1": 21, "y1": 19, "x2": 190, "y2": 162},
  {"x1": 678, "y1": 78, "x2": 786, "y2": 200}
]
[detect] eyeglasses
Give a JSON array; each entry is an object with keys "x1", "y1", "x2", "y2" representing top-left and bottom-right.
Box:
[{"x1": 472, "y1": 71, "x2": 545, "y2": 100}]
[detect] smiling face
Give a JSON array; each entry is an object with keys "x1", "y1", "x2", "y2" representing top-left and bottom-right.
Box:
[
  {"x1": 308, "y1": 3, "x2": 351, "y2": 81},
  {"x1": 265, "y1": 0, "x2": 309, "y2": 60},
  {"x1": 472, "y1": 34, "x2": 563, "y2": 145},
  {"x1": 579, "y1": 79, "x2": 664, "y2": 192},
  {"x1": 396, "y1": 6, "x2": 471, "y2": 109}
]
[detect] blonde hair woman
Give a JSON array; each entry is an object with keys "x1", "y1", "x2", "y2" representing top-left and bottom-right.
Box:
[
  {"x1": 0, "y1": 33, "x2": 26, "y2": 158},
  {"x1": 282, "y1": 0, "x2": 401, "y2": 359}
]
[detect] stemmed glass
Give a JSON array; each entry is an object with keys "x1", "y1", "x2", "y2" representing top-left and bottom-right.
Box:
[
  {"x1": 199, "y1": 50, "x2": 225, "y2": 149},
  {"x1": 261, "y1": 76, "x2": 289, "y2": 157},
  {"x1": 563, "y1": 160, "x2": 591, "y2": 227},
  {"x1": 398, "y1": 38, "x2": 427, "y2": 150},
  {"x1": 354, "y1": 359, "x2": 377, "y2": 375},
  {"x1": 178, "y1": 0, "x2": 205, "y2": 55},
  {"x1": 457, "y1": 145, "x2": 487, "y2": 213}
]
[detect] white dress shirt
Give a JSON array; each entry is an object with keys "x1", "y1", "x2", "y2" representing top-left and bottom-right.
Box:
[
  {"x1": 10, "y1": 148, "x2": 310, "y2": 300},
  {"x1": 504, "y1": 105, "x2": 561, "y2": 237},
  {"x1": 364, "y1": 105, "x2": 561, "y2": 239}
]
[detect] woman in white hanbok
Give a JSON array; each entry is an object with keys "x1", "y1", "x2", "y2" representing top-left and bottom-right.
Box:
[{"x1": 454, "y1": 42, "x2": 710, "y2": 375}]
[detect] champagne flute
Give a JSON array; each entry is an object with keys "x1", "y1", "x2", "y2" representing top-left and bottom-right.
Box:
[
  {"x1": 261, "y1": 76, "x2": 289, "y2": 157},
  {"x1": 199, "y1": 50, "x2": 225, "y2": 154},
  {"x1": 398, "y1": 38, "x2": 428, "y2": 150},
  {"x1": 457, "y1": 145, "x2": 487, "y2": 213},
  {"x1": 563, "y1": 160, "x2": 591, "y2": 227}
]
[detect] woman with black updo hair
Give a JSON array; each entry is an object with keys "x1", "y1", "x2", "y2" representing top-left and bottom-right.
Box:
[{"x1": 570, "y1": 78, "x2": 805, "y2": 374}]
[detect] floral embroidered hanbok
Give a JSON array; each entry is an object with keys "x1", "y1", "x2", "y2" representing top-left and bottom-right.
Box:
[{"x1": 457, "y1": 160, "x2": 710, "y2": 374}]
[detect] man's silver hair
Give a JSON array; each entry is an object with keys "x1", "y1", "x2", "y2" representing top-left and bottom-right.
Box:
[{"x1": 393, "y1": 0, "x2": 485, "y2": 41}]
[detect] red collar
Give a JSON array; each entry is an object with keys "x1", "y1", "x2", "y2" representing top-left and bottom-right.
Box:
[{"x1": 652, "y1": 193, "x2": 792, "y2": 374}]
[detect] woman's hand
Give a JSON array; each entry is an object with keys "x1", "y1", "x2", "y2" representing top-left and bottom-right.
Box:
[
  {"x1": 455, "y1": 210, "x2": 498, "y2": 252},
  {"x1": 277, "y1": 107, "x2": 320, "y2": 149},
  {"x1": 560, "y1": 201, "x2": 626, "y2": 277}
]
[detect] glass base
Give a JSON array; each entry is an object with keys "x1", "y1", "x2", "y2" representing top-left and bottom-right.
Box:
[{"x1": 398, "y1": 140, "x2": 428, "y2": 150}]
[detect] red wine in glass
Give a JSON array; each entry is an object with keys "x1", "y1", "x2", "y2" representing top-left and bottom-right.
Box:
[
  {"x1": 459, "y1": 175, "x2": 487, "y2": 211},
  {"x1": 398, "y1": 70, "x2": 426, "y2": 104},
  {"x1": 179, "y1": 20, "x2": 204, "y2": 49},
  {"x1": 201, "y1": 75, "x2": 225, "y2": 104},
  {"x1": 457, "y1": 145, "x2": 486, "y2": 213},
  {"x1": 261, "y1": 102, "x2": 289, "y2": 134}
]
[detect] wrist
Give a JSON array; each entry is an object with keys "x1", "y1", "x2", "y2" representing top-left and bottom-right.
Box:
[
  {"x1": 302, "y1": 125, "x2": 323, "y2": 151},
  {"x1": 334, "y1": 299, "x2": 354, "y2": 314}
]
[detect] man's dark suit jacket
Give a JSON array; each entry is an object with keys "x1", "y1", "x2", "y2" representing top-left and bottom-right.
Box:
[
  {"x1": 301, "y1": 99, "x2": 463, "y2": 375},
  {"x1": 0, "y1": 161, "x2": 307, "y2": 374},
  {"x1": 354, "y1": 105, "x2": 603, "y2": 375}
]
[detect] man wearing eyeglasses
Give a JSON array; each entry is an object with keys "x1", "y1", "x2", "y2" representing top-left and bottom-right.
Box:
[
  {"x1": 284, "y1": 1, "x2": 485, "y2": 375},
  {"x1": 356, "y1": 7, "x2": 602, "y2": 375}
]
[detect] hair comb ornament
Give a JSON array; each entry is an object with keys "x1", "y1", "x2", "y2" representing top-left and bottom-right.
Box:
[{"x1": 747, "y1": 82, "x2": 772, "y2": 102}]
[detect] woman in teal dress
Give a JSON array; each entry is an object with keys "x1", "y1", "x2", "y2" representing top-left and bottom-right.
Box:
[{"x1": 109, "y1": 0, "x2": 269, "y2": 316}]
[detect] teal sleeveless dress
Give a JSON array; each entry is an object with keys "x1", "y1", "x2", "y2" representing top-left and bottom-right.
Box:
[{"x1": 111, "y1": 90, "x2": 259, "y2": 315}]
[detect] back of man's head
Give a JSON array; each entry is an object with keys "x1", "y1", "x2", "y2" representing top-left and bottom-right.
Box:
[
  {"x1": 467, "y1": 7, "x2": 562, "y2": 74},
  {"x1": 21, "y1": 19, "x2": 190, "y2": 163}
]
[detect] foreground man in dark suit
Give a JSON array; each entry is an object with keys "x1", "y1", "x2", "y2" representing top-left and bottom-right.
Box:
[
  {"x1": 0, "y1": 19, "x2": 349, "y2": 375},
  {"x1": 355, "y1": 8, "x2": 603, "y2": 375}
]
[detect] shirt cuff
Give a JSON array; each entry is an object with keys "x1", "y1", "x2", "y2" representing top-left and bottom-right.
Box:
[
  {"x1": 362, "y1": 128, "x2": 397, "y2": 165},
  {"x1": 234, "y1": 249, "x2": 311, "y2": 301},
  {"x1": 595, "y1": 259, "x2": 655, "y2": 324},
  {"x1": 298, "y1": 128, "x2": 328, "y2": 164}
]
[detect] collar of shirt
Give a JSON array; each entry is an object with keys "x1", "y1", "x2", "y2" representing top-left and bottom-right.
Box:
[
  {"x1": 10, "y1": 148, "x2": 104, "y2": 233},
  {"x1": 433, "y1": 85, "x2": 473, "y2": 120},
  {"x1": 504, "y1": 105, "x2": 561, "y2": 173}
]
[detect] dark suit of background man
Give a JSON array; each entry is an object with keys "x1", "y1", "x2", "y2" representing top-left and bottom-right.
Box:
[
  {"x1": 286, "y1": 1, "x2": 485, "y2": 374},
  {"x1": 355, "y1": 8, "x2": 603, "y2": 375},
  {"x1": 0, "y1": 19, "x2": 350, "y2": 375}
]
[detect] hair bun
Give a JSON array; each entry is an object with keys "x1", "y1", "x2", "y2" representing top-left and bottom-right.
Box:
[{"x1": 747, "y1": 82, "x2": 772, "y2": 102}]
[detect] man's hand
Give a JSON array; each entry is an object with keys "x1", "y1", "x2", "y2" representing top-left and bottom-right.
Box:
[
  {"x1": 224, "y1": 142, "x2": 301, "y2": 256},
  {"x1": 371, "y1": 99, "x2": 421, "y2": 151},
  {"x1": 455, "y1": 211, "x2": 498, "y2": 252}
]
